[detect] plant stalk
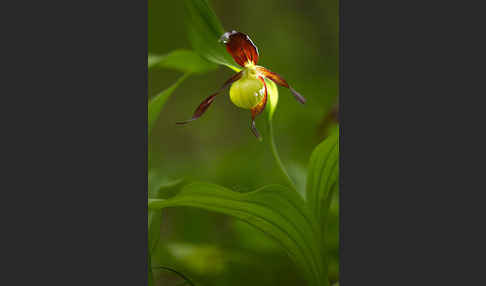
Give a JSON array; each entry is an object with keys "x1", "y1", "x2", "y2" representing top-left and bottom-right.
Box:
[{"x1": 268, "y1": 119, "x2": 297, "y2": 190}]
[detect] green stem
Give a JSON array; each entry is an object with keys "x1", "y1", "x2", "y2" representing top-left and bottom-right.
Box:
[
  {"x1": 152, "y1": 266, "x2": 195, "y2": 286},
  {"x1": 268, "y1": 119, "x2": 297, "y2": 190}
]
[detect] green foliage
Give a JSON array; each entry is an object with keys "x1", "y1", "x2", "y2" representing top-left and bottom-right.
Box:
[
  {"x1": 148, "y1": 177, "x2": 188, "y2": 285},
  {"x1": 306, "y1": 128, "x2": 339, "y2": 236},
  {"x1": 148, "y1": 130, "x2": 339, "y2": 285},
  {"x1": 148, "y1": 49, "x2": 218, "y2": 136},
  {"x1": 148, "y1": 50, "x2": 218, "y2": 73},
  {"x1": 152, "y1": 266, "x2": 196, "y2": 286},
  {"x1": 147, "y1": 0, "x2": 339, "y2": 285},
  {"x1": 149, "y1": 182, "x2": 325, "y2": 285},
  {"x1": 148, "y1": 73, "x2": 190, "y2": 136},
  {"x1": 149, "y1": 178, "x2": 185, "y2": 255},
  {"x1": 148, "y1": 187, "x2": 162, "y2": 286},
  {"x1": 147, "y1": 27, "x2": 222, "y2": 286},
  {"x1": 183, "y1": 0, "x2": 240, "y2": 71}
]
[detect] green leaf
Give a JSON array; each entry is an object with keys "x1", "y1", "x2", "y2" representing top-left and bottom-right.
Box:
[
  {"x1": 149, "y1": 182, "x2": 327, "y2": 286},
  {"x1": 148, "y1": 49, "x2": 218, "y2": 73},
  {"x1": 147, "y1": 178, "x2": 184, "y2": 203},
  {"x1": 148, "y1": 178, "x2": 186, "y2": 285},
  {"x1": 148, "y1": 73, "x2": 190, "y2": 136},
  {"x1": 184, "y1": 0, "x2": 240, "y2": 71},
  {"x1": 306, "y1": 128, "x2": 339, "y2": 236},
  {"x1": 149, "y1": 177, "x2": 185, "y2": 199},
  {"x1": 148, "y1": 177, "x2": 185, "y2": 255}
]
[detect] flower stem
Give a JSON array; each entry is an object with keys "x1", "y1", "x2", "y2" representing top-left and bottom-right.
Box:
[{"x1": 268, "y1": 119, "x2": 297, "y2": 190}]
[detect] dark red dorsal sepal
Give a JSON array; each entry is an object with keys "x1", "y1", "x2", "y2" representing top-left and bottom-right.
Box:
[{"x1": 220, "y1": 31, "x2": 259, "y2": 67}]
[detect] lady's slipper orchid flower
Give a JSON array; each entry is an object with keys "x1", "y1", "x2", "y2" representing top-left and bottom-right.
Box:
[{"x1": 177, "y1": 30, "x2": 305, "y2": 139}]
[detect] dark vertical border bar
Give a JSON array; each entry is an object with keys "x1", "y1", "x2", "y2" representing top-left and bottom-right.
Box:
[
  {"x1": 5, "y1": 0, "x2": 149, "y2": 282},
  {"x1": 6, "y1": 0, "x2": 150, "y2": 284},
  {"x1": 340, "y1": 0, "x2": 486, "y2": 284},
  {"x1": 144, "y1": 0, "x2": 149, "y2": 283}
]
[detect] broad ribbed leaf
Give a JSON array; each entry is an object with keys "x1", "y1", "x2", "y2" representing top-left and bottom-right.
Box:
[
  {"x1": 306, "y1": 128, "x2": 339, "y2": 235},
  {"x1": 148, "y1": 73, "x2": 190, "y2": 136},
  {"x1": 148, "y1": 49, "x2": 217, "y2": 73},
  {"x1": 149, "y1": 182, "x2": 326, "y2": 285},
  {"x1": 184, "y1": 0, "x2": 240, "y2": 71}
]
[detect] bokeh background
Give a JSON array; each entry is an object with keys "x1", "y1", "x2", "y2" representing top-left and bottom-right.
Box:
[{"x1": 148, "y1": 0, "x2": 338, "y2": 284}]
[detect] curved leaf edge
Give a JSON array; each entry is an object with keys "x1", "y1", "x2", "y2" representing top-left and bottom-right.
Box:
[{"x1": 149, "y1": 182, "x2": 327, "y2": 286}]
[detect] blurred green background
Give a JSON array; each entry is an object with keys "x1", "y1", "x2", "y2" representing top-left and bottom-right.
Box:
[{"x1": 149, "y1": 0, "x2": 338, "y2": 285}]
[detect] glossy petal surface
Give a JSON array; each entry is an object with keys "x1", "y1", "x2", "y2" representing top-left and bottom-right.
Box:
[{"x1": 221, "y1": 31, "x2": 259, "y2": 67}]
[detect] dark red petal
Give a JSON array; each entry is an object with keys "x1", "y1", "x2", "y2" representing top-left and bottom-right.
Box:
[
  {"x1": 252, "y1": 77, "x2": 268, "y2": 118},
  {"x1": 249, "y1": 77, "x2": 268, "y2": 140},
  {"x1": 256, "y1": 66, "x2": 306, "y2": 104},
  {"x1": 250, "y1": 119, "x2": 261, "y2": 140},
  {"x1": 220, "y1": 31, "x2": 259, "y2": 67},
  {"x1": 176, "y1": 93, "x2": 218, "y2": 125},
  {"x1": 176, "y1": 71, "x2": 243, "y2": 125}
]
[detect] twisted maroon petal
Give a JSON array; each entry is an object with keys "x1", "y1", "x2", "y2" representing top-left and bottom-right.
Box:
[
  {"x1": 176, "y1": 71, "x2": 243, "y2": 124},
  {"x1": 256, "y1": 66, "x2": 306, "y2": 104},
  {"x1": 249, "y1": 76, "x2": 268, "y2": 140}
]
